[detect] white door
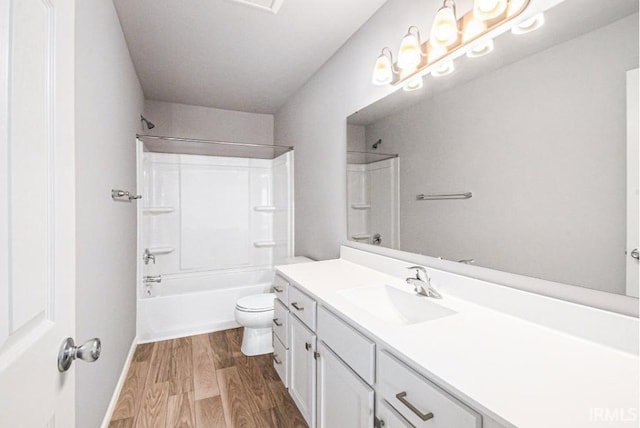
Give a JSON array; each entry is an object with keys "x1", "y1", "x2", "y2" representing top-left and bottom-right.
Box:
[
  {"x1": 289, "y1": 315, "x2": 316, "y2": 427},
  {"x1": 316, "y1": 341, "x2": 374, "y2": 428},
  {"x1": 0, "y1": 0, "x2": 77, "y2": 426},
  {"x1": 626, "y1": 69, "x2": 639, "y2": 298}
]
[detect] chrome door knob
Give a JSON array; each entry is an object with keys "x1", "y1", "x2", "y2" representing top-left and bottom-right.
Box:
[
  {"x1": 58, "y1": 337, "x2": 101, "y2": 372},
  {"x1": 631, "y1": 249, "x2": 639, "y2": 260}
]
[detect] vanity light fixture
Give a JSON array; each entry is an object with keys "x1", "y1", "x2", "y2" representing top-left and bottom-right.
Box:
[
  {"x1": 431, "y1": 59, "x2": 455, "y2": 77},
  {"x1": 371, "y1": 0, "x2": 538, "y2": 90},
  {"x1": 372, "y1": 47, "x2": 397, "y2": 85},
  {"x1": 398, "y1": 26, "x2": 424, "y2": 71},
  {"x1": 403, "y1": 75, "x2": 424, "y2": 91},
  {"x1": 512, "y1": 12, "x2": 545, "y2": 34},
  {"x1": 466, "y1": 38, "x2": 494, "y2": 58},
  {"x1": 430, "y1": 0, "x2": 459, "y2": 48},
  {"x1": 473, "y1": 0, "x2": 508, "y2": 21}
]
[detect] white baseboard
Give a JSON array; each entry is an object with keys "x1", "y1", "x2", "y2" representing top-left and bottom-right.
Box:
[{"x1": 100, "y1": 336, "x2": 138, "y2": 428}]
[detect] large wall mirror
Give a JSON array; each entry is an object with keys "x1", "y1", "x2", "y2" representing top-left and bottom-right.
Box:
[{"x1": 346, "y1": 0, "x2": 639, "y2": 299}]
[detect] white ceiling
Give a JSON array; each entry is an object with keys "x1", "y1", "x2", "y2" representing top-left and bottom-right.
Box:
[{"x1": 113, "y1": 0, "x2": 388, "y2": 113}]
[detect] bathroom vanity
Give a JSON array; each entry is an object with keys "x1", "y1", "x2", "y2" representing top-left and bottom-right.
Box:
[{"x1": 271, "y1": 247, "x2": 639, "y2": 428}]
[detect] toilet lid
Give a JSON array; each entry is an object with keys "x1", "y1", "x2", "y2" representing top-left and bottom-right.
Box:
[{"x1": 236, "y1": 293, "x2": 275, "y2": 312}]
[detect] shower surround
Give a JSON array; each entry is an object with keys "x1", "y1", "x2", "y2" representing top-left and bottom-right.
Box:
[{"x1": 137, "y1": 140, "x2": 293, "y2": 342}]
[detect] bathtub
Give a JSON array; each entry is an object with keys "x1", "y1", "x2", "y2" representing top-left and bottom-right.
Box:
[{"x1": 137, "y1": 268, "x2": 274, "y2": 343}]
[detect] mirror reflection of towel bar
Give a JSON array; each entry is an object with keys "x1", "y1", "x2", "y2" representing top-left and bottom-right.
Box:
[{"x1": 416, "y1": 192, "x2": 472, "y2": 201}]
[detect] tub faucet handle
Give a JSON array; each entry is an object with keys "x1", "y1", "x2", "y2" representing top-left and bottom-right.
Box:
[{"x1": 143, "y1": 248, "x2": 156, "y2": 265}]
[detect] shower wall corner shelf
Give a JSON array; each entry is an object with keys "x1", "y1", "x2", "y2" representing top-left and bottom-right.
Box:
[
  {"x1": 143, "y1": 206, "x2": 175, "y2": 214},
  {"x1": 351, "y1": 204, "x2": 371, "y2": 210},
  {"x1": 254, "y1": 206, "x2": 277, "y2": 212},
  {"x1": 147, "y1": 247, "x2": 175, "y2": 255},
  {"x1": 253, "y1": 241, "x2": 277, "y2": 248}
]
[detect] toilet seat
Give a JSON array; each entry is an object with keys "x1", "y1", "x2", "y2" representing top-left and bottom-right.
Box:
[{"x1": 235, "y1": 293, "x2": 275, "y2": 313}]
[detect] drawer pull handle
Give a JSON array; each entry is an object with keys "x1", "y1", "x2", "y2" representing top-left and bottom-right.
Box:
[
  {"x1": 273, "y1": 354, "x2": 282, "y2": 365},
  {"x1": 305, "y1": 342, "x2": 311, "y2": 351},
  {"x1": 273, "y1": 286, "x2": 284, "y2": 293},
  {"x1": 396, "y1": 392, "x2": 434, "y2": 421},
  {"x1": 291, "y1": 302, "x2": 304, "y2": 311},
  {"x1": 273, "y1": 318, "x2": 283, "y2": 327}
]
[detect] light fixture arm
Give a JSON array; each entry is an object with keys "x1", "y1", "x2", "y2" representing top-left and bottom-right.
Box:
[
  {"x1": 380, "y1": 47, "x2": 401, "y2": 74},
  {"x1": 405, "y1": 26, "x2": 427, "y2": 57}
]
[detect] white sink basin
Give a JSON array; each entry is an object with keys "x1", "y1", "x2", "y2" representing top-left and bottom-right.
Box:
[{"x1": 338, "y1": 284, "x2": 457, "y2": 326}]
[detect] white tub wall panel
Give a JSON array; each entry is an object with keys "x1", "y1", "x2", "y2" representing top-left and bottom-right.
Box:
[
  {"x1": 347, "y1": 164, "x2": 369, "y2": 242},
  {"x1": 180, "y1": 163, "x2": 251, "y2": 270},
  {"x1": 143, "y1": 156, "x2": 181, "y2": 276},
  {"x1": 273, "y1": 152, "x2": 295, "y2": 264},
  {"x1": 250, "y1": 164, "x2": 275, "y2": 267}
]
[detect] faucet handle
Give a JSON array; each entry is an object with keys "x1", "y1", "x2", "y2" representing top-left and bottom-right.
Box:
[{"x1": 407, "y1": 265, "x2": 427, "y2": 278}]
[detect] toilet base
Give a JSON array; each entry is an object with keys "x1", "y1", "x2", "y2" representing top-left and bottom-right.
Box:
[{"x1": 241, "y1": 326, "x2": 273, "y2": 356}]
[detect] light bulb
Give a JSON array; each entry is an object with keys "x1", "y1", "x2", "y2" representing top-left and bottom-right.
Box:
[
  {"x1": 462, "y1": 17, "x2": 486, "y2": 42},
  {"x1": 473, "y1": 0, "x2": 507, "y2": 21},
  {"x1": 398, "y1": 28, "x2": 422, "y2": 71},
  {"x1": 431, "y1": 59, "x2": 454, "y2": 77},
  {"x1": 466, "y1": 38, "x2": 494, "y2": 58},
  {"x1": 512, "y1": 13, "x2": 545, "y2": 35},
  {"x1": 507, "y1": 0, "x2": 527, "y2": 17},
  {"x1": 403, "y1": 75, "x2": 424, "y2": 92},
  {"x1": 372, "y1": 49, "x2": 393, "y2": 85},
  {"x1": 428, "y1": 45, "x2": 447, "y2": 64},
  {"x1": 429, "y1": 2, "x2": 458, "y2": 48}
]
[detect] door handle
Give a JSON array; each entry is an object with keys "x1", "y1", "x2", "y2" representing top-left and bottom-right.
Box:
[
  {"x1": 305, "y1": 342, "x2": 311, "y2": 351},
  {"x1": 631, "y1": 249, "x2": 639, "y2": 260},
  {"x1": 273, "y1": 318, "x2": 283, "y2": 327},
  {"x1": 291, "y1": 302, "x2": 304, "y2": 311},
  {"x1": 58, "y1": 337, "x2": 101, "y2": 372}
]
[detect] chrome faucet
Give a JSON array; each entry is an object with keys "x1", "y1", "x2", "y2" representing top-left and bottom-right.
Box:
[
  {"x1": 405, "y1": 266, "x2": 442, "y2": 299},
  {"x1": 143, "y1": 248, "x2": 156, "y2": 265}
]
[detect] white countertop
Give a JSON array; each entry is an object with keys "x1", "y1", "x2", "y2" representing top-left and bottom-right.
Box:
[{"x1": 276, "y1": 258, "x2": 640, "y2": 428}]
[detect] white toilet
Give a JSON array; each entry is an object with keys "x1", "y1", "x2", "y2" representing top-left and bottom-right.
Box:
[
  {"x1": 235, "y1": 256, "x2": 314, "y2": 356},
  {"x1": 234, "y1": 293, "x2": 276, "y2": 356}
]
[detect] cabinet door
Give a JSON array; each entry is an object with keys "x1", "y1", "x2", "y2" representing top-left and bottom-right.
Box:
[
  {"x1": 316, "y1": 341, "x2": 374, "y2": 428},
  {"x1": 289, "y1": 314, "x2": 317, "y2": 427}
]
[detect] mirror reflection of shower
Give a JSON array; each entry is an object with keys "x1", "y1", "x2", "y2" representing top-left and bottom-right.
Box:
[
  {"x1": 346, "y1": 151, "x2": 399, "y2": 249},
  {"x1": 140, "y1": 115, "x2": 155, "y2": 130}
]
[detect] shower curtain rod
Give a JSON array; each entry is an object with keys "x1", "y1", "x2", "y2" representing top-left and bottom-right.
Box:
[{"x1": 137, "y1": 134, "x2": 293, "y2": 150}]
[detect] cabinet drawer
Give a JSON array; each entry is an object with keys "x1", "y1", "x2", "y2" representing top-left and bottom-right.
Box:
[
  {"x1": 377, "y1": 399, "x2": 415, "y2": 428},
  {"x1": 273, "y1": 274, "x2": 289, "y2": 305},
  {"x1": 289, "y1": 286, "x2": 317, "y2": 331},
  {"x1": 273, "y1": 299, "x2": 289, "y2": 348},
  {"x1": 378, "y1": 351, "x2": 481, "y2": 428},
  {"x1": 317, "y1": 306, "x2": 375, "y2": 385},
  {"x1": 273, "y1": 334, "x2": 289, "y2": 388}
]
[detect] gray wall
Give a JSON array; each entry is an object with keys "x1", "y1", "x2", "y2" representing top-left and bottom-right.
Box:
[
  {"x1": 144, "y1": 100, "x2": 274, "y2": 144},
  {"x1": 275, "y1": 0, "x2": 432, "y2": 260},
  {"x1": 347, "y1": 124, "x2": 366, "y2": 152},
  {"x1": 75, "y1": 1, "x2": 144, "y2": 426},
  {"x1": 364, "y1": 15, "x2": 638, "y2": 293}
]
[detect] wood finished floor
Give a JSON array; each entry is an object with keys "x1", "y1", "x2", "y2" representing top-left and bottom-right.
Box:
[{"x1": 109, "y1": 328, "x2": 307, "y2": 428}]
